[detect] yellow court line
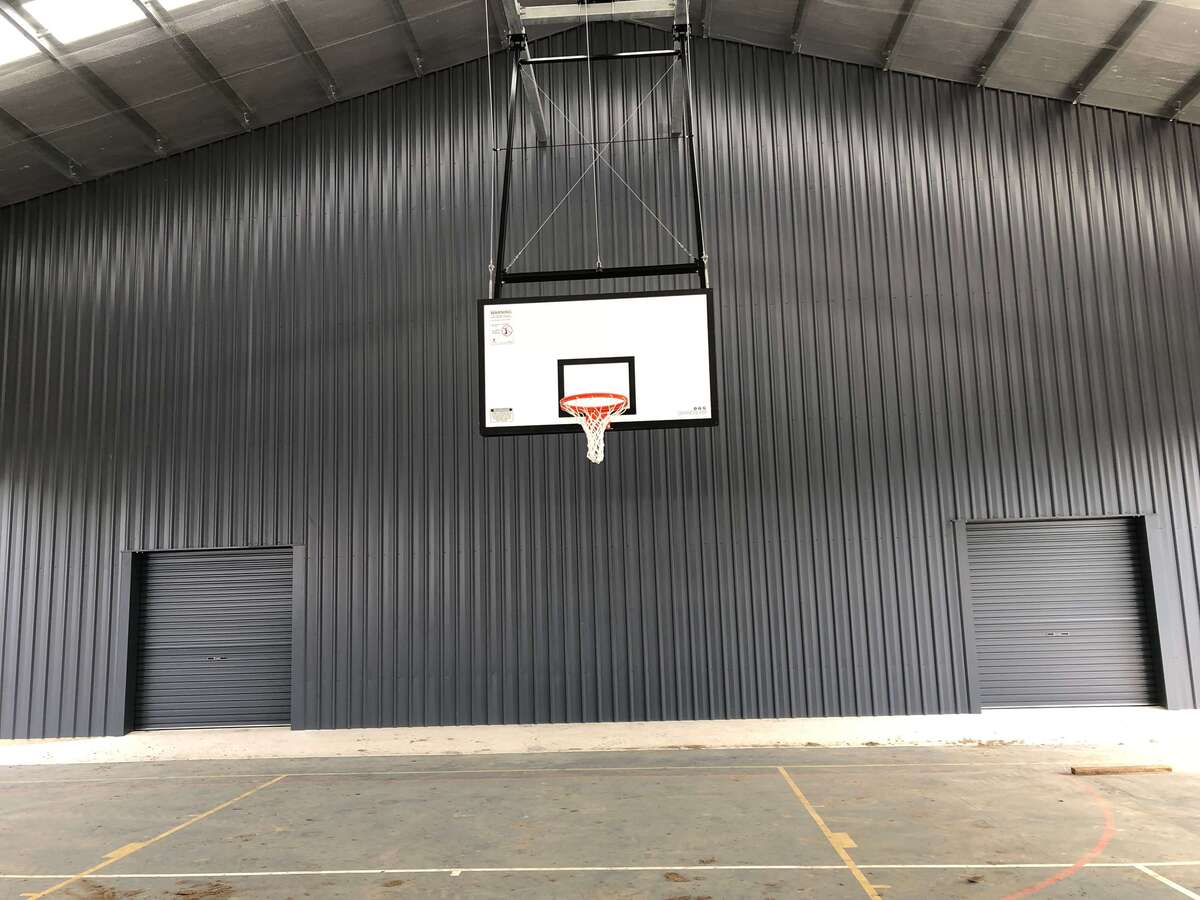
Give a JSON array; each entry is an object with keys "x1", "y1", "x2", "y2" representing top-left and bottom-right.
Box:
[
  {"x1": 21, "y1": 774, "x2": 288, "y2": 900},
  {"x1": 777, "y1": 766, "x2": 882, "y2": 900}
]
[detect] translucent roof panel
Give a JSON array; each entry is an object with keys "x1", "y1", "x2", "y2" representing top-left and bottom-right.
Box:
[
  {"x1": 21, "y1": 0, "x2": 144, "y2": 45},
  {"x1": 0, "y1": 15, "x2": 36, "y2": 65}
]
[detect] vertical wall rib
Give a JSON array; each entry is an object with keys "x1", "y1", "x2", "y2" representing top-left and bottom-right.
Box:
[{"x1": 1, "y1": 23, "x2": 1198, "y2": 737}]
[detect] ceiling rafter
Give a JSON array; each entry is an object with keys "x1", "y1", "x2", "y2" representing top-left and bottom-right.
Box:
[
  {"x1": 790, "y1": 0, "x2": 814, "y2": 54},
  {"x1": 499, "y1": 0, "x2": 548, "y2": 146},
  {"x1": 131, "y1": 0, "x2": 253, "y2": 131},
  {"x1": 383, "y1": 0, "x2": 424, "y2": 76},
  {"x1": 1164, "y1": 68, "x2": 1200, "y2": 121},
  {"x1": 263, "y1": 0, "x2": 338, "y2": 103},
  {"x1": 0, "y1": 103, "x2": 85, "y2": 183},
  {"x1": 975, "y1": 0, "x2": 1035, "y2": 88},
  {"x1": 881, "y1": 0, "x2": 920, "y2": 71},
  {"x1": 1070, "y1": 0, "x2": 1157, "y2": 105},
  {"x1": 0, "y1": 0, "x2": 169, "y2": 156}
]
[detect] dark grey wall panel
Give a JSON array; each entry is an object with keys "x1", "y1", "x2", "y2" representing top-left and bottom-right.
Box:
[
  {"x1": 967, "y1": 518, "x2": 1159, "y2": 707},
  {"x1": 1, "y1": 24, "x2": 1199, "y2": 737}
]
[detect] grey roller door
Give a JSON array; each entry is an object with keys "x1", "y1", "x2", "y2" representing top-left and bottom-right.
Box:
[
  {"x1": 135, "y1": 547, "x2": 293, "y2": 729},
  {"x1": 967, "y1": 518, "x2": 1158, "y2": 708}
]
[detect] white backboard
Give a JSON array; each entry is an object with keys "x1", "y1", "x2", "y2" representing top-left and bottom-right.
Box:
[{"x1": 479, "y1": 290, "x2": 717, "y2": 434}]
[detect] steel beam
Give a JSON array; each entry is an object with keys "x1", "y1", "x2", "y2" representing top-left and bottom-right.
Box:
[
  {"x1": 493, "y1": 46, "x2": 521, "y2": 298},
  {"x1": 383, "y1": 0, "x2": 424, "y2": 76},
  {"x1": 0, "y1": 1, "x2": 168, "y2": 155},
  {"x1": 523, "y1": 49, "x2": 679, "y2": 64},
  {"x1": 499, "y1": 261, "x2": 701, "y2": 285},
  {"x1": 499, "y1": 0, "x2": 522, "y2": 29},
  {"x1": 677, "y1": 22, "x2": 709, "y2": 288},
  {"x1": 499, "y1": 0, "x2": 548, "y2": 146},
  {"x1": 1164, "y1": 68, "x2": 1200, "y2": 121},
  {"x1": 132, "y1": 0, "x2": 253, "y2": 131},
  {"x1": 0, "y1": 104, "x2": 85, "y2": 183},
  {"x1": 264, "y1": 0, "x2": 337, "y2": 102},
  {"x1": 669, "y1": 0, "x2": 687, "y2": 135},
  {"x1": 790, "y1": 0, "x2": 814, "y2": 53},
  {"x1": 669, "y1": 57, "x2": 685, "y2": 136},
  {"x1": 1071, "y1": 0, "x2": 1156, "y2": 105},
  {"x1": 882, "y1": 0, "x2": 920, "y2": 71},
  {"x1": 517, "y1": 1, "x2": 677, "y2": 24},
  {"x1": 486, "y1": 0, "x2": 508, "y2": 43},
  {"x1": 975, "y1": 0, "x2": 1035, "y2": 87}
]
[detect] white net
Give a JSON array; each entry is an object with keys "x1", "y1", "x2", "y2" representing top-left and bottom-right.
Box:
[{"x1": 560, "y1": 393, "x2": 629, "y2": 464}]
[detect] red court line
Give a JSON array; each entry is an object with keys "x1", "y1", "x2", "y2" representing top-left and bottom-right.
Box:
[{"x1": 1002, "y1": 780, "x2": 1116, "y2": 900}]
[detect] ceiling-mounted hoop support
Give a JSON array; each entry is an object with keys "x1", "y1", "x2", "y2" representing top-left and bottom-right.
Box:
[{"x1": 490, "y1": 25, "x2": 709, "y2": 299}]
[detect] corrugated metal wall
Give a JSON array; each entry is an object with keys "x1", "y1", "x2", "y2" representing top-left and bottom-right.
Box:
[{"x1": 2, "y1": 23, "x2": 1199, "y2": 737}]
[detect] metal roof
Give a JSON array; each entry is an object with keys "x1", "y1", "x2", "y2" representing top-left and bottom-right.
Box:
[{"x1": 0, "y1": 0, "x2": 1198, "y2": 209}]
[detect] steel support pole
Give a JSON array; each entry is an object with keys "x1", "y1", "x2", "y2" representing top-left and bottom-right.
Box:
[
  {"x1": 677, "y1": 24, "x2": 708, "y2": 289},
  {"x1": 493, "y1": 41, "x2": 523, "y2": 299}
]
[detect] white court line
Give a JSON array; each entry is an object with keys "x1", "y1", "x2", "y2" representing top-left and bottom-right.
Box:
[
  {"x1": 5, "y1": 862, "x2": 1200, "y2": 880},
  {"x1": 0, "y1": 761, "x2": 1079, "y2": 784},
  {"x1": 1136, "y1": 865, "x2": 1200, "y2": 898}
]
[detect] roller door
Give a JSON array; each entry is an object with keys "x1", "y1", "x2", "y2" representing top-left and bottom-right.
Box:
[
  {"x1": 967, "y1": 518, "x2": 1159, "y2": 708},
  {"x1": 134, "y1": 547, "x2": 292, "y2": 729}
]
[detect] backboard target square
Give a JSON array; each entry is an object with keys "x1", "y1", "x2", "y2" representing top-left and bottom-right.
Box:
[{"x1": 557, "y1": 357, "x2": 637, "y2": 417}]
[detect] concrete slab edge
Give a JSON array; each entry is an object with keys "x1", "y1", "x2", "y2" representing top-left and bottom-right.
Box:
[{"x1": 2, "y1": 707, "x2": 1198, "y2": 768}]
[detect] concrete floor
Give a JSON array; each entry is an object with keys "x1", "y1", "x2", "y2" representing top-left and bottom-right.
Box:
[{"x1": 2, "y1": 746, "x2": 1199, "y2": 899}]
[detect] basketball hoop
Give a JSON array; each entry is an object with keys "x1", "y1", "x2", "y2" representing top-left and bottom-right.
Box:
[{"x1": 560, "y1": 392, "x2": 628, "y2": 464}]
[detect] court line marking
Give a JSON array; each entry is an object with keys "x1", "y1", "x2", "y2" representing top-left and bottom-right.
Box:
[
  {"x1": 0, "y1": 760, "x2": 1097, "y2": 784},
  {"x1": 1002, "y1": 780, "x2": 1116, "y2": 900},
  {"x1": 777, "y1": 766, "x2": 881, "y2": 899},
  {"x1": 7, "y1": 862, "x2": 1200, "y2": 880},
  {"x1": 1137, "y1": 865, "x2": 1200, "y2": 899},
  {"x1": 19, "y1": 774, "x2": 287, "y2": 899}
]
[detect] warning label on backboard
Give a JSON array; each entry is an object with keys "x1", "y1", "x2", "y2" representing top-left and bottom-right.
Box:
[
  {"x1": 489, "y1": 407, "x2": 514, "y2": 424},
  {"x1": 488, "y1": 309, "x2": 514, "y2": 345}
]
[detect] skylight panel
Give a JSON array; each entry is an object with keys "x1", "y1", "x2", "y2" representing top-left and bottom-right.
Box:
[
  {"x1": 21, "y1": 0, "x2": 143, "y2": 44},
  {"x1": 0, "y1": 15, "x2": 36, "y2": 65}
]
